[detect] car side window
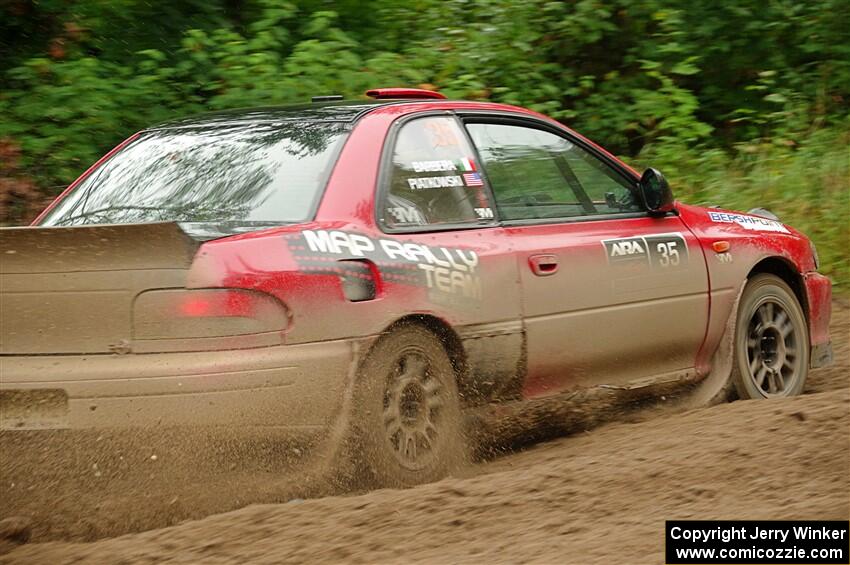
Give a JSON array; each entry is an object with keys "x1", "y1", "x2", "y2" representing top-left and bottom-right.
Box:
[
  {"x1": 465, "y1": 122, "x2": 641, "y2": 221},
  {"x1": 380, "y1": 116, "x2": 496, "y2": 230}
]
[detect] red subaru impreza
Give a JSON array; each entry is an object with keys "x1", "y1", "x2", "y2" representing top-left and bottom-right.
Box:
[{"x1": 0, "y1": 88, "x2": 833, "y2": 485}]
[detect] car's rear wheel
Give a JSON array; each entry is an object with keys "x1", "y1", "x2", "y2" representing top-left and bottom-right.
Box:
[
  {"x1": 732, "y1": 274, "x2": 809, "y2": 399},
  {"x1": 352, "y1": 324, "x2": 465, "y2": 487}
]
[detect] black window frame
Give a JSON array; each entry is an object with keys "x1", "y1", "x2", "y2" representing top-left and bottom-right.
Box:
[
  {"x1": 374, "y1": 110, "x2": 501, "y2": 234},
  {"x1": 457, "y1": 111, "x2": 658, "y2": 226}
]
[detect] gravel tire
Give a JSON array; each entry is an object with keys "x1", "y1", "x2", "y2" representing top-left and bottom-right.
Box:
[
  {"x1": 731, "y1": 274, "x2": 809, "y2": 399},
  {"x1": 352, "y1": 324, "x2": 465, "y2": 487}
]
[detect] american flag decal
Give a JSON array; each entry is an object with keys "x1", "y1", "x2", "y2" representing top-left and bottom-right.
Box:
[{"x1": 463, "y1": 172, "x2": 484, "y2": 186}]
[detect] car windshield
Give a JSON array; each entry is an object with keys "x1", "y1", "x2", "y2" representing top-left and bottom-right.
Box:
[{"x1": 39, "y1": 121, "x2": 349, "y2": 227}]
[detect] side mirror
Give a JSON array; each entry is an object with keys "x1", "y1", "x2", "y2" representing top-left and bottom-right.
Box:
[{"x1": 639, "y1": 168, "x2": 675, "y2": 215}]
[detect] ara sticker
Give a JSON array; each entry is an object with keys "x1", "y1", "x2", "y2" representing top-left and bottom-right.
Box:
[
  {"x1": 708, "y1": 211, "x2": 790, "y2": 234},
  {"x1": 602, "y1": 233, "x2": 689, "y2": 268}
]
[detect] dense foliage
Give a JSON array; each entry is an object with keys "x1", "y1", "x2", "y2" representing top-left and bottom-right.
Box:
[{"x1": 1, "y1": 0, "x2": 848, "y2": 285}]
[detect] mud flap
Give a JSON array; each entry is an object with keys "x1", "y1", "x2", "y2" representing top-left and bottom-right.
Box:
[
  {"x1": 810, "y1": 342, "x2": 834, "y2": 369},
  {"x1": 679, "y1": 284, "x2": 746, "y2": 409},
  {"x1": 303, "y1": 336, "x2": 376, "y2": 488}
]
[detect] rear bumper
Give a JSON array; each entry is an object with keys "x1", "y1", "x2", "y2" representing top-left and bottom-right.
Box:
[
  {"x1": 803, "y1": 271, "x2": 833, "y2": 368},
  {"x1": 0, "y1": 338, "x2": 369, "y2": 430}
]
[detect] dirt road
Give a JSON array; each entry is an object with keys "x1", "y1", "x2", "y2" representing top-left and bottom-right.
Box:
[{"x1": 2, "y1": 301, "x2": 848, "y2": 564}]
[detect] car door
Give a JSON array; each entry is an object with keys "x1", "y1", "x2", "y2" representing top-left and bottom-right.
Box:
[
  {"x1": 373, "y1": 113, "x2": 525, "y2": 403},
  {"x1": 462, "y1": 116, "x2": 709, "y2": 398}
]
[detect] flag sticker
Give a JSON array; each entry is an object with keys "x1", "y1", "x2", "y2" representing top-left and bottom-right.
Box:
[
  {"x1": 463, "y1": 172, "x2": 484, "y2": 186},
  {"x1": 456, "y1": 157, "x2": 476, "y2": 172}
]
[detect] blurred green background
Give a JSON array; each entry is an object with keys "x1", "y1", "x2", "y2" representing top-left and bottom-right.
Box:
[{"x1": 1, "y1": 0, "x2": 847, "y2": 288}]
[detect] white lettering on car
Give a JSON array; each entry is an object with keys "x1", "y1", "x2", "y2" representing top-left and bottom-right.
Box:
[
  {"x1": 609, "y1": 239, "x2": 645, "y2": 257},
  {"x1": 655, "y1": 241, "x2": 680, "y2": 267},
  {"x1": 406, "y1": 176, "x2": 464, "y2": 190},
  {"x1": 411, "y1": 160, "x2": 457, "y2": 173},
  {"x1": 298, "y1": 230, "x2": 481, "y2": 300},
  {"x1": 387, "y1": 206, "x2": 424, "y2": 224},
  {"x1": 708, "y1": 211, "x2": 790, "y2": 233},
  {"x1": 304, "y1": 229, "x2": 375, "y2": 256}
]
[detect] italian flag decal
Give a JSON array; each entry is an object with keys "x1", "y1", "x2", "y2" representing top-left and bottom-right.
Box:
[{"x1": 456, "y1": 157, "x2": 476, "y2": 172}]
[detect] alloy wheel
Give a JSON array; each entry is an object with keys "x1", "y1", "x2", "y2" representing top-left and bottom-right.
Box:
[
  {"x1": 744, "y1": 298, "x2": 803, "y2": 396},
  {"x1": 382, "y1": 350, "x2": 444, "y2": 470}
]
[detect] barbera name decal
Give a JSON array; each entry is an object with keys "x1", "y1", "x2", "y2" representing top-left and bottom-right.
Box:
[
  {"x1": 411, "y1": 158, "x2": 476, "y2": 173},
  {"x1": 708, "y1": 211, "x2": 789, "y2": 233},
  {"x1": 298, "y1": 230, "x2": 481, "y2": 299}
]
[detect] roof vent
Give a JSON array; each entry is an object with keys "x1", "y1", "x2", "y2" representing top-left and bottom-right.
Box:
[
  {"x1": 365, "y1": 88, "x2": 446, "y2": 100},
  {"x1": 311, "y1": 95, "x2": 344, "y2": 103}
]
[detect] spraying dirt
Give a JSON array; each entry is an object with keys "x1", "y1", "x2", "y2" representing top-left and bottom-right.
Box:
[{"x1": 1, "y1": 300, "x2": 848, "y2": 563}]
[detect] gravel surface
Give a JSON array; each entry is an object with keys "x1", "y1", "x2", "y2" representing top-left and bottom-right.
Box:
[{"x1": 2, "y1": 300, "x2": 847, "y2": 564}]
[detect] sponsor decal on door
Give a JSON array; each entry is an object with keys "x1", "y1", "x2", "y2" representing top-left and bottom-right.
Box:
[{"x1": 601, "y1": 233, "x2": 689, "y2": 269}]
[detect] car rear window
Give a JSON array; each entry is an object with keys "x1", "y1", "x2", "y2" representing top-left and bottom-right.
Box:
[
  {"x1": 39, "y1": 121, "x2": 349, "y2": 227},
  {"x1": 379, "y1": 116, "x2": 496, "y2": 230}
]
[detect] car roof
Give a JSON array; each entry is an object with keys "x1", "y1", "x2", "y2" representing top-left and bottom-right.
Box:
[{"x1": 148, "y1": 99, "x2": 433, "y2": 130}]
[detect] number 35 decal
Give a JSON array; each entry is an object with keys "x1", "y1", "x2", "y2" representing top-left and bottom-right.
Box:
[
  {"x1": 655, "y1": 241, "x2": 680, "y2": 267},
  {"x1": 602, "y1": 233, "x2": 689, "y2": 269}
]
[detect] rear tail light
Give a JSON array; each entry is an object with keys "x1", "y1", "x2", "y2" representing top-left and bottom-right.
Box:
[
  {"x1": 176, "y1": 290, "x2": 261, "y2": 320},
  {"x1": 132, "y1": 289, "x2": 289, "y2": 353}
]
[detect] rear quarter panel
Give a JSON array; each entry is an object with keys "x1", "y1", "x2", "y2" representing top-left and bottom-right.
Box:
[{"x1": 185, "y1": 223, "x2": 519, "y2": 344}]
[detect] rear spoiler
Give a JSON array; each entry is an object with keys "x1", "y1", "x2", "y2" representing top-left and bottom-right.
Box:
[{"x1": 0, "y1": 222, "x2": 199, "y2": 274}]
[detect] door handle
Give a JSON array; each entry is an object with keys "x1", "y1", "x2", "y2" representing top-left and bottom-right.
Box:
[{"x1": 529, "y1": 254, "x2": 559, "y2": 276}]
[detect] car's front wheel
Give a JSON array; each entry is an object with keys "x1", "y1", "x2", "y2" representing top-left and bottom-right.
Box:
[
  {"x1": 732, "y1": 274, "x2": 809, "y2": 399},
  {"x1": 352, "y1": 324, "x2": 465, "y2": 487}
]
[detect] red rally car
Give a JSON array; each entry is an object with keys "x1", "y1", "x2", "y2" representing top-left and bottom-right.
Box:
[{"x1": 0, "y1": 88, "x2": 833, "y2": 485}]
